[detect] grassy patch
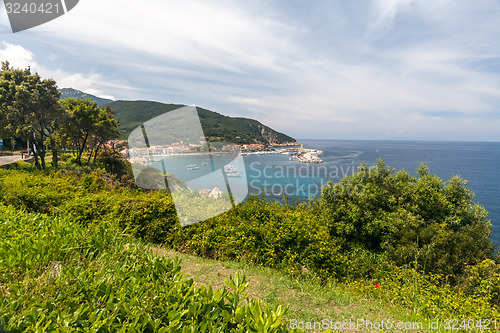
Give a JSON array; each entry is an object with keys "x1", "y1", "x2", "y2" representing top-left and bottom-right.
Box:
[{"x1": 155, "y1": 247, "x2": 448, "y2": 332}]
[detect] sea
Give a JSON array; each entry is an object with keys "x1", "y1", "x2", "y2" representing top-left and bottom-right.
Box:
[
  {"x1": 244, "y1": 140, "x2": 500, "y2": 245},
  {"x1": 150, "y1": 140, "x2": 500, "y2": 244}
]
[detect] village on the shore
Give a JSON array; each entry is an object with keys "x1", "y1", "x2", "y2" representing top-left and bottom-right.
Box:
[{"x1": 117, "y1": 139, "x2": 324, "y2": 165}]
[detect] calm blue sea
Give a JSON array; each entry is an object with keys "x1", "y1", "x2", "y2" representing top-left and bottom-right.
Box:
[
  {"x1": 150, "y1": 140, "x2": 500, "y2": 244},
  {"x1": 242, "y1": 140, "x2": 500, "y2": 245}
]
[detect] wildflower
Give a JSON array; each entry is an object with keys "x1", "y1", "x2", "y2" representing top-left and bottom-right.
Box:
[{"x1": 375, "y1": 283, "x2": 380, "y2": 288}]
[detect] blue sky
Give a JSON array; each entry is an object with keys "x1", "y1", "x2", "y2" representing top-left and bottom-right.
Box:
[{"x1": 1, "y1": 0, "x2": 500, "y2": 141}]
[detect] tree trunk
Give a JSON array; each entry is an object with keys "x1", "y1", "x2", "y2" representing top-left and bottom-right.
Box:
[
  {"x1": 38, "y1": 142, "x2": 46, "y2": 170},
  {"x1": 41, "y1": 153, "x2": 46, "y2": 170},
  {"x1": 50, "y1": 137, "x2": 58, "y2": 168},
  {"x1": 87, "y1": 149, "x2": 93, "y2": 164},
  {"x1": 38, "y1": 133, "x2": 46, "y2": 170},
  {"x1": 77, "y1": 133, "x2": 89, "y2": 165},
  {"x1": 93, "y1": 143, "x2": 103, "y2": 164},
  {"x1": 31, "y1": 141, "x2": 41, "y2": 169}
]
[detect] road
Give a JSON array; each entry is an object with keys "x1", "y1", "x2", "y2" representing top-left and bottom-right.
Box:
[{"x1": 0, "y1": 155, "x2": 23, "y2": 166}]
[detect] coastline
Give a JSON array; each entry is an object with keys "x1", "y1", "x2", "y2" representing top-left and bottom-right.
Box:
[{"x1": 127, "y1": 142, "x2": 324, "y2": 164}]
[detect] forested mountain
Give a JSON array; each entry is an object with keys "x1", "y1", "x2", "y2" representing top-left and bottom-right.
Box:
[{"x1": 59, "y1": 89, "x2": 297, "y2": 145}]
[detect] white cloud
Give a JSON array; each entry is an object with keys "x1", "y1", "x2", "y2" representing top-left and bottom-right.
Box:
[
  {"x1": 47, "y1": 0, "x2": 300, "y2": 72},
  {"x1": 0, "y1": 42, "x2": 34, "y2": 69},
  {"x1": 371, "y1": 0, "x2": 414, "y2": 33},
  {"x1": 0, "y1": 42, "x2": 126, "y2": 100}
]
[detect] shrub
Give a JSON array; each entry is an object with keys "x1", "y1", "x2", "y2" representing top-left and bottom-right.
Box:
[
  {"x1": 0, "y1": 169, "x2": 78, "y2": 213},
  {"x1": 112, "y1": 191, "x2": 178, "y2": 243},
  {"x1": 460, "y1": 259, "x2": 500, "y2": 306},
  {"x1": 167, "y1": 196, "x2": 349, "y2": 281},
  {"x1": 318, "y1": 159, "x2": 495, "y2": 277},
  {"x1": 95, "y1": 149, "x2": 132, "y2": 179},
  {"x1": 0, "y1": 205, "x2": 293, "y2": 332},
  {"x1": 2, "y1": 162, "x2": 499, "y2": 322},
  {"x1": 349, "y1": 265, "x2": 500, "y2": 320}
]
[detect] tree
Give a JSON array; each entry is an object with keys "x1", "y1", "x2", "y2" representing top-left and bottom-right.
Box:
[
  {"x1": 0, "y1": 61, "x2": 62, "y2": 169},
  {"x1": 0, "y1": 62, "x2": 25, "y2": 150},
  {"x1": 318, "y1": 159, "x2": 494, "y2": 277},
  {"x1": 87, "y1": 105, "x2": 120, "y2": 164},
  {"x1": 59, "y1": 98, "x2": 119, "y2": 165}
]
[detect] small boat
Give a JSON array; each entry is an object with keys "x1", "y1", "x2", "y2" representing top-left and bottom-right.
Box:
[
  {"x1": 226, "y1": 172, "x2": 241, "y2": 177},
  {"x1": 201, "y1": 162, "x2": 208, "y2": 166},
  {"x1": 186, "y1": 164, "x2": 200, "y2": 170},
  {"x1": 224, "y1": 164, "x2": 237, "y2": 172}
]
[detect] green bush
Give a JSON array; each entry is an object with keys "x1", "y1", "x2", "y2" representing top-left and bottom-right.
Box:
[
  {"x1": 167, "y1": 196, "x2": 349, "y2": 281},
  {"x1": 0, "y1": 169, "x2": 78, "y2": 213},
  {"x1": 0, "y1": 205, "x2": 293, "y2": 332},
  {"x1": 460, "y1": 259, "x2": 500, "y2": 306},
  {"x1": 350, "y1": 265, "x2": 500, "y2": 320},
  {"x1": 112, "y1": 191, "x2": 178, "y2": 243},
  {"x1": 63, "y1": 192, "x2": 115, "y2": 225},
  {"x1": 1, "y1": 160, "x2": 35, "y2": 171},
  {"x1": 95, "y1": 149, "x2": 133, "y2": 180},
  {"x1": 318, "y1": 159, "x2": 494, "y2": 278}
]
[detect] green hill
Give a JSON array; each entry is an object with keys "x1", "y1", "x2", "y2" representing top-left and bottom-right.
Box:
[
  {"x1": 109, "y1": 100, "x2": 297, "y2": 145},
  {"x1": 59, "y1": 89, "x2": 298, "y2": 146}
]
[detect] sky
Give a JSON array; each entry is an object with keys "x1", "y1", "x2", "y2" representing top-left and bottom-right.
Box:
[{"x1": 1, "y1": 0, "x2": 500, "y2": 141}]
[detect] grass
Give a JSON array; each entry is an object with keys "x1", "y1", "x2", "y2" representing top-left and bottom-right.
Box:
[{"x1": 154, "y1": 247, "x2": 439, "y2": 332}]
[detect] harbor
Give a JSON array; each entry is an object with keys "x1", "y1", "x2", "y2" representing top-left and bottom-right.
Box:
[{"x1": 126, "y1": 143, "x2": 324, "y2": 165}]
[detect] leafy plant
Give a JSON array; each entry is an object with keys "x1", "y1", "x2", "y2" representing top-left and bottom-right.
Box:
[
  {"x1": 318, "y1": 159, "x2": 494, "y2": 278},
  {"x1": 0, "y1": 205, "x2": 293, "y2": 332}
]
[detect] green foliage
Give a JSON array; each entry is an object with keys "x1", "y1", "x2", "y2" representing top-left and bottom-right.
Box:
[
  {"x1": 1, "y1": 160, "x2": 499, "y2": 323},
  {"x1": 349, "y1": 266, "x2": 500, "y2": 320},
  {"x1": 318, "y1": 159, "x2": 494, "y2": 277},
  {"x1": 0, "y1": 169, "x2": 77, "y2": 213},
  {"x1": 0, "y1": 205, "x2": 292, "y2": 332},
  {"x1": 1, "y1": 160, "x2": 35, "y2": 171},
  {"x1": 64, "y1": 191, "x2": 115, "y2": 225},
  {"x1": 112, "y1": 191, "x2": 178, "y2": 243},
  {"x1": 59, "y1": 98, "x2": 119, "y2": 165},
  {"x1": 0, "y1": 64, "x2": 119, "y2": 170},
  {"x1": 460, "y1": 259, "x2": 500, "y2": 306},
  {"x1": 94, "y1": 149, "x2": 132, "y2": 180},
  {"x1": 166, "y1": 196, "x2": 349, "y2": 281}
]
